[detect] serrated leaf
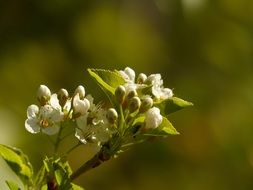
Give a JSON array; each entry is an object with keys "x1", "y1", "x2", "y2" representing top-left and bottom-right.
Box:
[
  {"x1": 87, "y1": 69, "x2": 126, "y2": 101},
  {"x1": 154, "y1": 97, "x2": 193, "y2": 115},
  {"x1": 0, "y1": 144, "x2": 33, "y2": 185},
  {"x1": 5, "y1": 181, "x2": 21, "y2": 190}
]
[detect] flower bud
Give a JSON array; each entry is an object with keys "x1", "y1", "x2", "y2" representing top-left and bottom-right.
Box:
[
  {"x1": 106, "y1": 108, "x2": 118, "y2": 124},
  {"x1": 115, "y1": 85, "x2": 126, "y2": 104},
  {"x1": 145, "y1": 107, "x2": 163, "y2": 129},
  {"x1": 73, "y1": 94, "x2": 90, "y2": 117},
  {"x1": 139, "y1": 97, "x2": 153, "y2": 113},
  {"x1": 137, "y1": 73, "x2": 147, "y2": 84},
  {"x1": 126, "y1": 89, "x2": 137, "y2": 100},
  {"x1": 128, "y1": 97, "x2": 141, "y2": 113},
  {"x1": 37, "y1": 85, "x2": 51, "y2": 106},
  {"x1": 57, "y1": 88, "x2": 69, "y2": 107},
  {"x1": 75, "y1": 85, "x2": 85, "y2": 100}
]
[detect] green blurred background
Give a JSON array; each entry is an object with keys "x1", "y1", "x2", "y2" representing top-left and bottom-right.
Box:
[{"x1": 1, "y1": 0, "x2": 253, "y2": 189}]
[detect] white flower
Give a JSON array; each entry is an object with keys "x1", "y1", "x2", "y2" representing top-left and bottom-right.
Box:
[
  {"x1": 146, "y1": 74, "x2": 173, "y2": 100},
  {"x1": 50, "y1": 93, "x2": 71, "y2": 116},
  {"x1": 75, "y1": 106, "x2": 113, "y2": 148},
  {"x1": 25, "y1": 104, "x2": 64, "y2": 135},
  {"x1": 145, "y1": 107, "x2": 163, "y2": 129},
  {"x1": 119, "y1": 67, "x2": 136, "y2": 83},
  {"x1": 73, "y1": 93, "x2": 90, "y2": 116}
]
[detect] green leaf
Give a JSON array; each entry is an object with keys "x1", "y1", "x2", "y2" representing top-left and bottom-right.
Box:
[
  {"x1": 132, "y1": 115, "x2": 145, "y2": 126},
  {"x1": 154, "y1": 97, "x2": 193, "y2": 115},
  {"x1": 87, "y1": 68, "x2": 125, "y2": 101},
  {"x1": 41, "y1": 184, "x2": 47, "y2": 190},
  {"x1": 43, "y1": 157, "x2": 74, "y2": 190},
  {"x1": 5, "y1": 181, "x2": 21, "y2": 190},
  {"x1": 72, "y1": 183, "x2": 85, "y2": 190},
  {"x1": 158, "y1": 117, "x2": 179, "y2": 135},
  {"x1": 34, "y1": 165, "x2": 46, "y2": 187},
  {"x1": 0, "y1": 144, "x2": 33, "y2": 185},
  {"x1": 141, "y1": 117, "x2": 179, "y2": 137}
]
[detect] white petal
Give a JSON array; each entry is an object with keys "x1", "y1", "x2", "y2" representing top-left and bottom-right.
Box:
[
  {"x1": 25, "y1": 118, "x2": 40, "y2": 133},
  {"x1": 124, "y1": 67, "x2": 135, "y2": 82},
  {"x1": 27, "y1": 104, "x2": 39, "y2": 118},
  {"x1": 50, "y1": 109, "x2": 64, "y2": 122},
  {"x1": 64, "y1": 100, "x2": 71, "y2": 112},
  {"x1": 42, "y1": 124, "x2": 60, "y2": 135},
  {"x1": 73, "y1": 94, "x2": 90, "y2": 115},
  {"x1": 145, "y1": 107, "x2": 163, "y2": 129},
  {"x1": 40, "y1": 105, "x2": 54, "y2": 118},
  {"x1": 119, "y1": 70, "x2": 130, "y2": 81},
  {"x1": 50, "y1": 94, "x2": 61, "y2": 109},
  {"x1": 161, "y1": 88, "x2": 173, "y2": 99}
]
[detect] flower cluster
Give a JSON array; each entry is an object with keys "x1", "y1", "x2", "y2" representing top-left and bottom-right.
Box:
[
  {"x1": 118, "y1": 67, "x2": 173, "y2": 129},
  {"x1": 21, "y1": 66, "x2": 192, "y2": 188},
  {"x1": 25, "y1": 85, "x2": 115, "y2": 149},
  {"x1": 25, "y1": 67, "x2": 190, "y2": 162},
  {"x1": 119, "y1": 67, "x2": 173, "y2": 101}
]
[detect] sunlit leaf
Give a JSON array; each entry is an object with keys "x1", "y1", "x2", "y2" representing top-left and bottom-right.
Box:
[
  {"x1": 5, "y1": 181, "x2": 21, "y2": 190},
  {"x1": 72, "y1": 183, "x2": 85, "y2": 190},
  {"x1": 87, "y1": 68, "x2": 126, "y2": 102},
  {"x1": 154, "y1": 97, "x2": 193, "y2": 115},
  {"x1": 43, "y1": 157, "x2": 74, "y2": 190},
  {"x1": 140, "y1": 117, "x2": 179, "y2": 137},
  {"x1": 0, "y1": 144, "x2": 33, "y2": 185}
]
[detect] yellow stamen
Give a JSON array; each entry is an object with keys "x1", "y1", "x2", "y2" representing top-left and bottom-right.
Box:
[{"x1": 40, "y1": 119, "x2": 50, "y2": 128}]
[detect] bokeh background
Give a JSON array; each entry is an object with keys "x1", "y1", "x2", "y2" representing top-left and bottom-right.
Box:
[{"x1": 1, "y1": 0, "x2": 253, "y2": 189}]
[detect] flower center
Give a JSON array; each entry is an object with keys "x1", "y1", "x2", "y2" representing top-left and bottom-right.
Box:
[{"x1": 40, "y1": 119, "x2": 50, "y2": 128}]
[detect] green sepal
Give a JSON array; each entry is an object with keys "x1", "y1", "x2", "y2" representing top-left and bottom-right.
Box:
[
  {"x1": 34, "y1": 164, "x2": 46, "y2": 188},
  {"x1": 0, "y1": 144, "x2": 33, "y2": 185},
  {"x1": 154, "y1": 97, "x2": 193, "y2": 115},
  {"x1": 5, "y1": 181, "x2": 21, "y2": 190},
  {"x1": 43, "y1": 157, "x2": 83, "y2": 190}
]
